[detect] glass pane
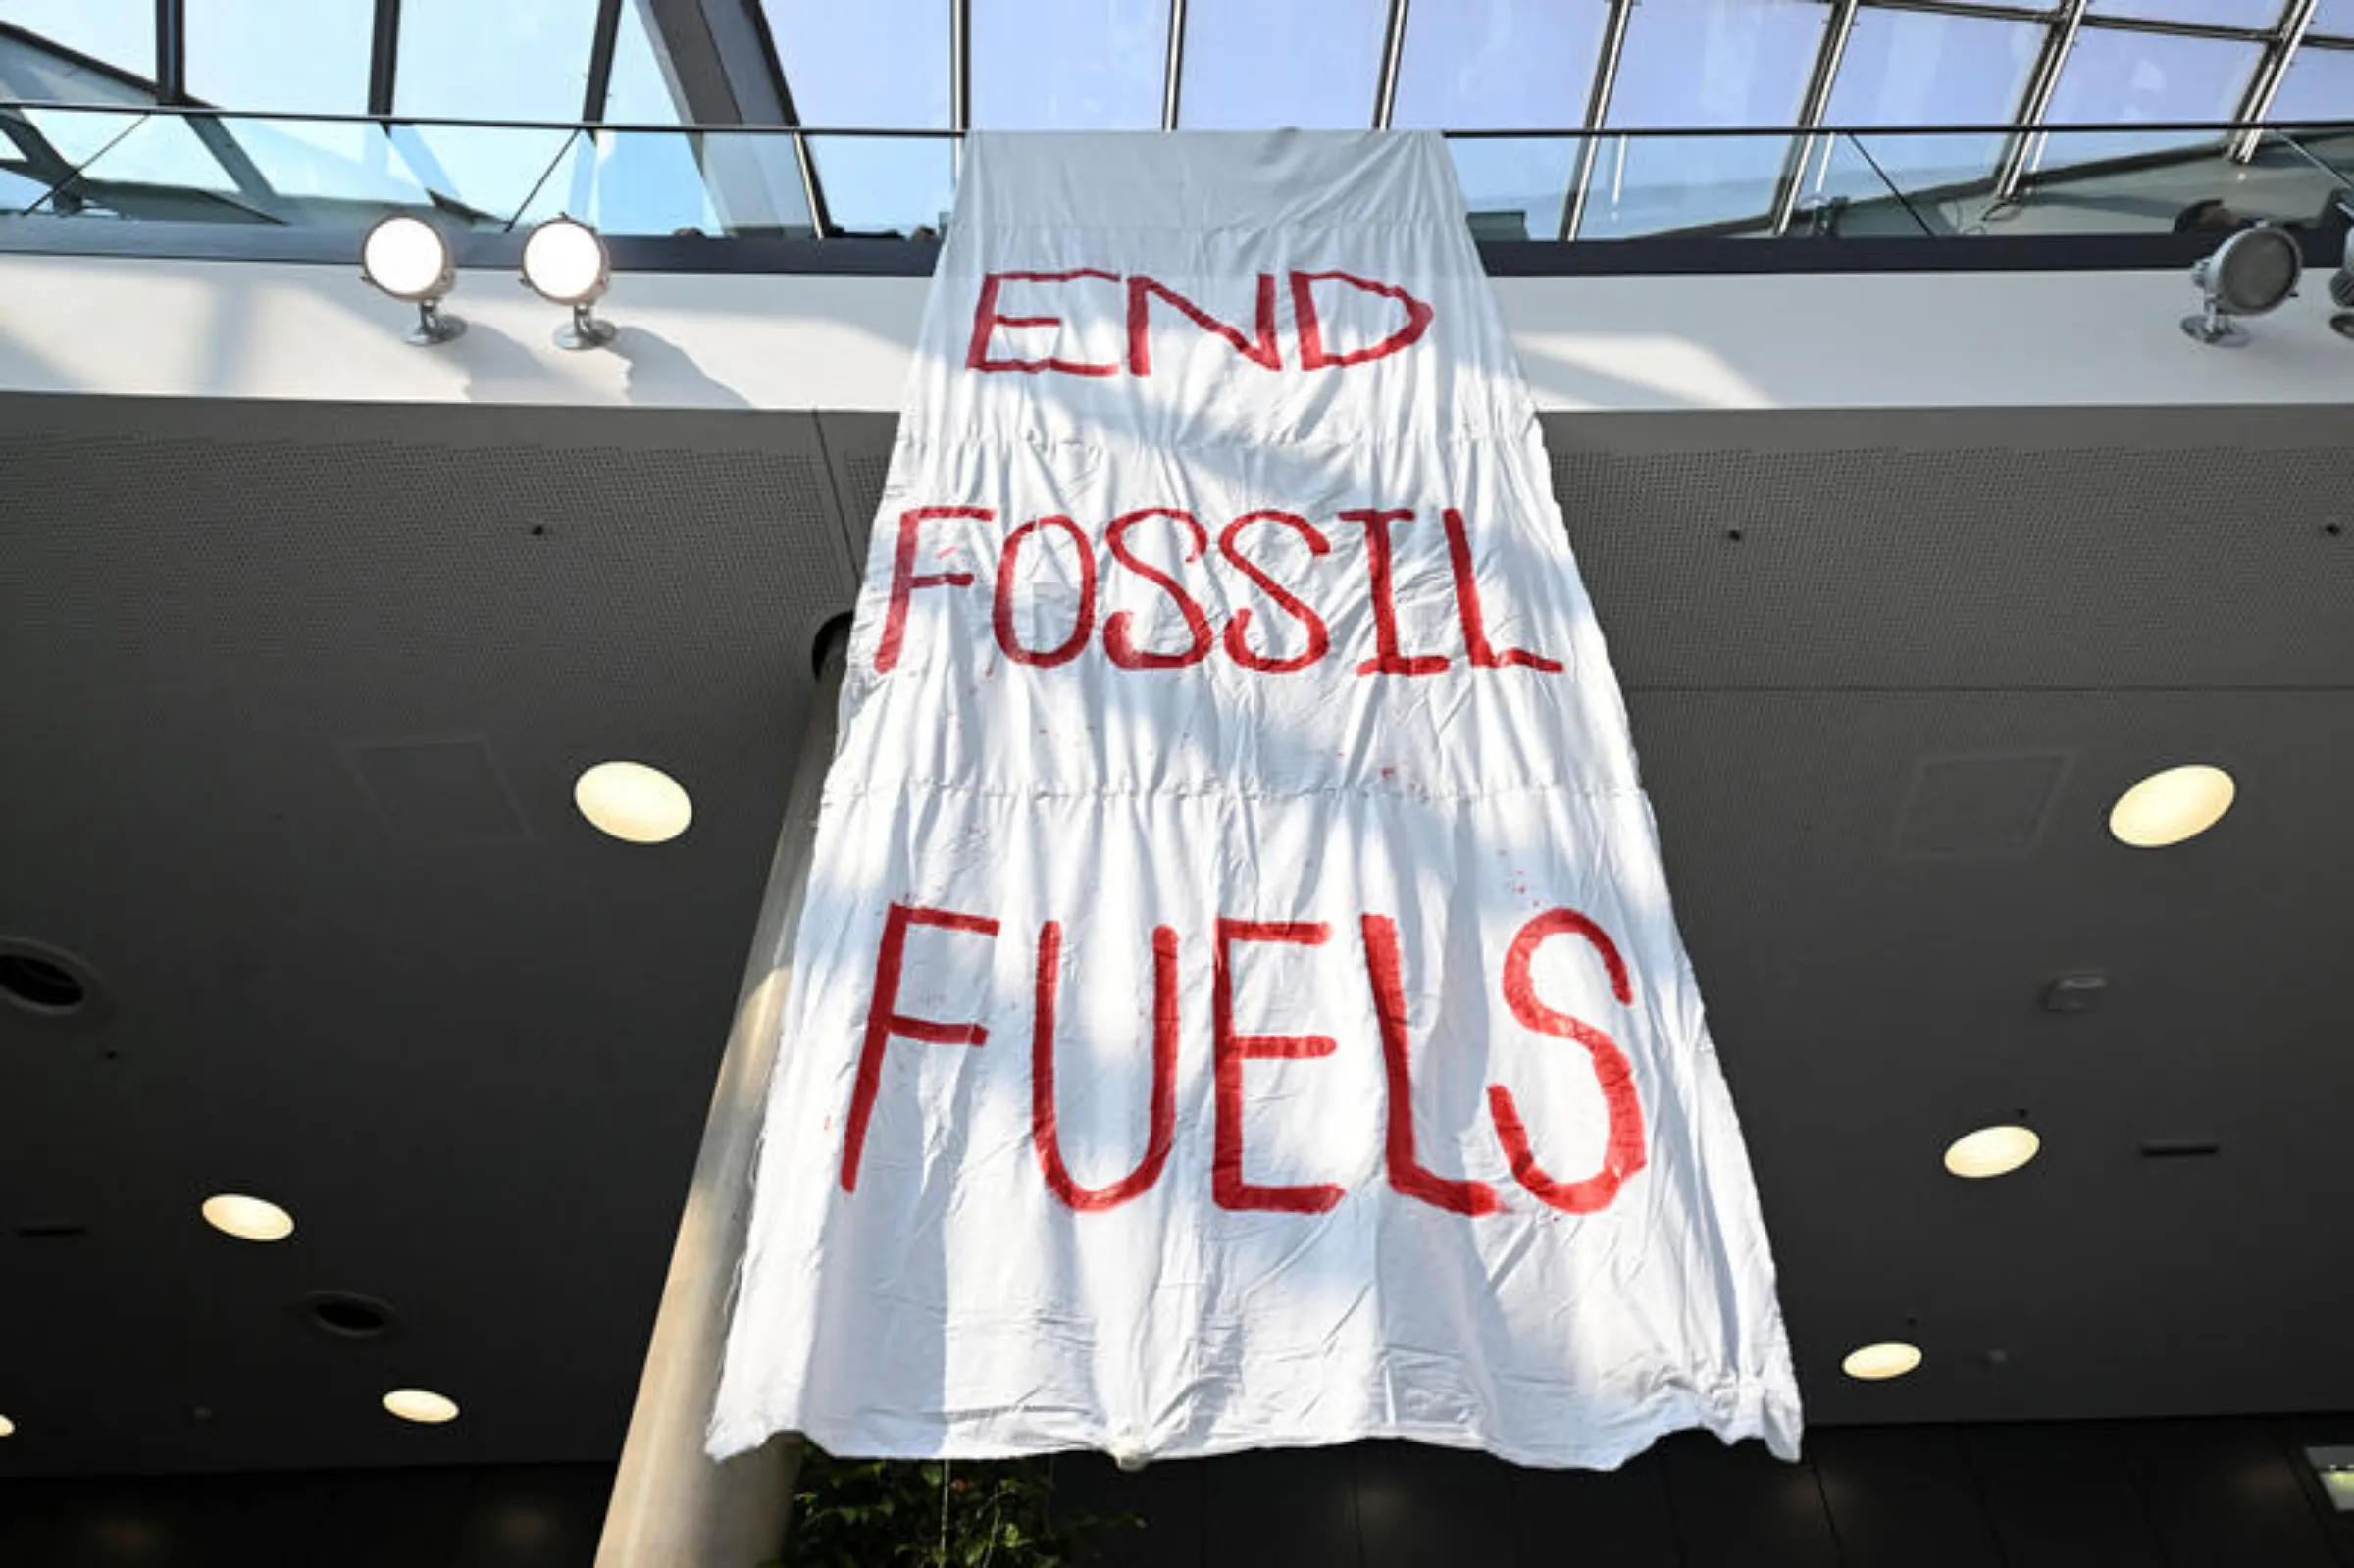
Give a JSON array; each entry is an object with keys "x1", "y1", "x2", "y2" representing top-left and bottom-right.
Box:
[
  {"x1": 14, "y1": 103, "x2": 159, "y2": 166},
  {"x1": 1824, "y1": 10, "x2": 2042, "y2": 191},
  {"x1": 0, "y1": 0, "x2": 153, "y2": 80},
  {"x1": 186, "y1": 0, "x2": 374, "y2": 116},
  {"x1": 1606, "y1": 0, "x2": 1825, "y2": 130},
  {"x1": 2271, "y1": 45, "x2": 2354, "y2": 123},
  {"x1": 394, "y1": 0, "x2": 599, "y2": 122},
  {"x1": 51, "y1": 112, "x2": 241, "y2": 198},
  {"x1": 198, "y1": 118, "x2": 438, "y2": 208},
  {"x1": 764, "y1": 0, "x2": 951, "y2": 128},
  {"x1": 1178, "y1": 0, "x2": 1386, "y2": 129},
  {"x1": 1577, "y1": 131, "x2": 1795, "y2": 238},
  {"x1": 382, "y1": 123, "x2": 580, "y2": 225},
  {"x1": 1392, "y1": 0, "x2": 1606, "y2": 130},
  {"x1": 0, "y1": 24, "x2": 157, "y2": 102},
  {"x1": 2043, "y1": 30, "x2": 2260, "y2": 166},
  {"x1": 0, "y1": 163, "x2": 50, "y2": 212},
  {"x1": 523, "y1": 128, "x2": 817, "y2": 237},
  {"x1": 1834, "y1": 130, "x2": 2012, "y2": 230},
  {"x1": 807, "y1": 134, "x2": 954, "y2": 235},
  {"x1": 1787, "y1": 135, "x2": 1934, "y2": 236},
  {"x1": 971, "y1": 0, "x2": 1168, "y2": 129},
  {"x1": 2315, "y1": 0, "x2": 2354, "y2": 37},
  {"x1": 601, "y1": 0, "x2": 691, "y2": 125},
  {"x1": 1446, "y1": 137, "x2": 1579, "y2": 240},
  {"x1": 2086, "y1": 0, "x2": 2280, "y2": 26}
]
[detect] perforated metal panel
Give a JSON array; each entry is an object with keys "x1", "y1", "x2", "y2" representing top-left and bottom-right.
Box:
[{"x1": 1546, "y1": 407, "x2": 2354, "y2": 692}]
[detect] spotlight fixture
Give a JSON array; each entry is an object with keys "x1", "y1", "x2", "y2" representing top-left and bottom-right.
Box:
[
  {"x1": 2328, "y1": 229, "x2": 2354, "y2": 343},
  {"x1": 360, "y1": 214, "x2": 465, "y2": 346},
  {"x1": 1842, "y1": 1341, "x2": 1922, "y2": 1382},
  {"x1": 384, "y1": 1388, "x2": 460, "y2": 1425},
  {"x1": 0, "y1": 1414, "x2": 15, "y2": 1438},
  {"x1": 521, "y1": 217, "x2": 616, "y2": 350},
  {"x1": 2181, "y1": 223, "x2": 2300, "y2": 346}
]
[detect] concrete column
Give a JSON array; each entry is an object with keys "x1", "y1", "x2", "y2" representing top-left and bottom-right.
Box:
[{"x1": 595, "y1": 638, "x2": 844, "y2": 1567}]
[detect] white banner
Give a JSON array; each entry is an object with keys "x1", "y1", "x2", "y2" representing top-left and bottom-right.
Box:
[{"x1": 711, "y1": 132, "x2": 1801, "y2": 1469}]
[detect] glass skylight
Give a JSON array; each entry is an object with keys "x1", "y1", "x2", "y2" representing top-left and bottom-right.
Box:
[
  {"x1": 1179, "y1": 0, "x2": 1388, "y2": 131},
  {"x1": 971, "y1": 0, "x2": 1168, "y2": 130}
]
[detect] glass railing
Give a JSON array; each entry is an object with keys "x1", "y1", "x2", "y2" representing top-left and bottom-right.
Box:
[{"x1": 3, "y1": 105, "x2": 2350, "y2": 255}]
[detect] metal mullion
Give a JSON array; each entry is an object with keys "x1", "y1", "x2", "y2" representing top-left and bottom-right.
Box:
[
  {"x1": 1561, "y1": 0, "x2": 1634, "y2": 241},
  {"x1": 2075, "y1": 12, "x2": 2275, "y2": 44},
  {"x1": 2232, "y1": 0, "x2": 2320, "y2": 161},
  {"x1": 952, "y1": 0, "x2": 971, "y2": 131},
  {"x1": 1373, "y1": 0, "x2": 1410, "y2": 127},
  {"x1": 155, "y1": 0, "x2": 185, "y2": 103},
  {"x1": 1770, "y1": 0, "x2": 1860, "y2": 236},
  {"x1": 1995, "y1": 0, "x2": 2092, "y2": 203},
  {"x1": 584, "y1": 0, "x2": 626, "y2": 122},
  {"x1": 368, "y1": 0, "x2": 402, "y2": 117},
  {"x1": 736, "y1": 0, "x2": 830, "y2": 231},
  {"x1": 1161, "y1": 0, "x2": 1187, "y2": 130},
  {"x1": 1853, "y1": 0, "x2": 2048, "y2": 23}
]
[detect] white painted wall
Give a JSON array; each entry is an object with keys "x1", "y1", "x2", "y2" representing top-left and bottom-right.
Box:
[{"x1": 2, "y1": 253, "x2": 2349, "y2": 414}]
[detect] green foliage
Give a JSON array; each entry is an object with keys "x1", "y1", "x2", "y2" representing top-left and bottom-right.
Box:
[{"x1": 784, "y1": 1446, "x2": 1139, "y2": 1568}]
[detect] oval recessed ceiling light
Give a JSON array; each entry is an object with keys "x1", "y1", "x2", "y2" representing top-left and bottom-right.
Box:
[
  {"x1": 2109, "y1": 764, "x2": 2234, "y2": 848},
  {"x1": 201, "y1": 1193, "x2": 295, "y2": 1243},
  {"x1": 574, "y1": 761, "x2": 692, "y2": 844},
  {"x1": 1945, "y1": 1124, "x2": 2041, "y2": 1180},
  {"x1": 384, "y1": 1388, "x2": 459, "y2": 1425},
  {"x1": 0, "y1": 937, "x2": 102, "y2": 1023},
  {"x1": 1842, "y1": 1341, "x2": 1923, "y2": 1382}
]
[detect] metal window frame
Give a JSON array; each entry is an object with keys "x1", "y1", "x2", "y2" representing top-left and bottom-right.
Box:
[
  {"x1": 1560, "y1": 0, "x2": 1634, "y2": 241},
  {"x1": 1160, "y1": 0, "x2": 1187, "y2": 129},
  {"x1": 1373, "y1": 0, "x2": 1410, "y2": 127},
  {"x1": 2231, "y1": 0, "x2": 2321, "y2": 159},
  {"x1": 154, "y1": 0, "x2": 184, "y2": 103},
  {"x1": 1771, "y1": 0, "x2": 1861, "y2": 235},
  {"x1": 584, "y1": 0, "x2": 627, "y2": 122}
]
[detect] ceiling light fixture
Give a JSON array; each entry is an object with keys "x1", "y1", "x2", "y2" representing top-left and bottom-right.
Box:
[
  {"x1": 201, "y1": 1193, "x2": 295, "y2": 1243},
  {"x1": 574, "y1": 761, "x2": 692, "y2": 844},
  {"x1": 384, "y1": 1388, "x2": 460, "y2": 1425},
  {"x1": 2181, "y1": 224, "x2": 2300, "y2": 346},
  {"x1": 0, "y1": 1414, "x2": 15, "y2": 1438},
  {"x1": 2307, "y1": 1446, "x2": 2354, "y2": 1510},
  {"x1": 1842, "y1": 1341, "x2": 1923, "y2": 1382},
  {"x1": 0, "y1": 937, "x2": 99, "y2": 1021},
  {"x1": 521, "y1": 217, "x2": 616, "y2": 350},
  {"x1": 1944, "y1": 1124, "x2": 2040, "y2": 1180},
  {"x1": 360, "y1": 214, "x2": 465, "y2": 346},
  {"x1": 2108, "y1": 764, "x2": 2235, "y2": 848}
]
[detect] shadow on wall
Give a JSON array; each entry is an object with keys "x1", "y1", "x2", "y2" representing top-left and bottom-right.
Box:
[{"x1": 432, "y1": 321, "x2": 752, "y2": 409}]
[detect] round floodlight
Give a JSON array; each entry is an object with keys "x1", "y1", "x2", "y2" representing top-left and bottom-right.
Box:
[
  {"x1": 383, "y1": 1388, "x2": 460, "y2": 1425},
  {"x1": 0, "y1": 1414, "x2": 15, "y2": 1438},
  {"x1": 521, "y1": 217, "x2": 609, "y2": 307},
  {"x1": 574, "y1": 761, "x2": 692, "y2": 844},
  {"x1": 1944, "y1": 1124, "x2": 2041, "y2": 1180},
  {"x1": 361, "y1": 215, "x2": 455, "y2": 303},
  {"x1": 201, "y1": 1193, "x2": 295, "y2": 1243},
  {"x1": 2109, "y1": 764, "x2": 2235, "y2": 848},
  {"x1": 1842, "y1": 1341, "x2": 1923, "y2": 1382},
  {"x1": 2183, "y1": 225, "x2": 2300, "y2": 345}
]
